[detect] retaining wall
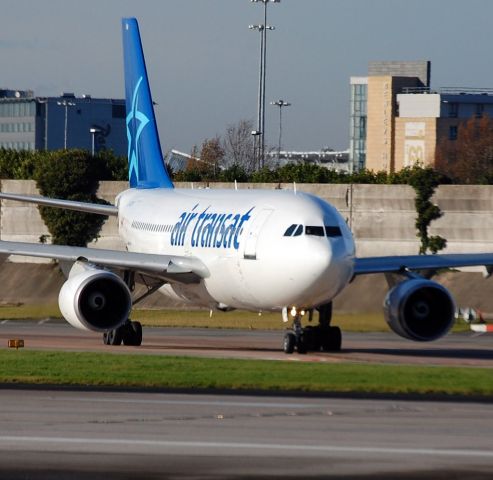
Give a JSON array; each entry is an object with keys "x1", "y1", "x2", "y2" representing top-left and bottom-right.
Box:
[{"x1": 1, "y1": 180, "x2": 493, "y2": 262}]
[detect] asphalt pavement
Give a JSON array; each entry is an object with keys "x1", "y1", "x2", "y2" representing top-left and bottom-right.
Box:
[{"x1": 0, "y1": 389, "x2": 492, "y2": 479}]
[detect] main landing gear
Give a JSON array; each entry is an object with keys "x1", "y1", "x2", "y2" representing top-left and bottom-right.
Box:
[
  {"x1": 103, "y1": 270, "x2": 149, "y2": 347},
  {"x1": 103, "y1": 320, "x2": 143, "y2": 346},
  {"x1": 103, "y1": 319, "x2": 142, "y2": 347},
  {"x1": 282, "y1": 302, "x2": 342, "y2": 354}
]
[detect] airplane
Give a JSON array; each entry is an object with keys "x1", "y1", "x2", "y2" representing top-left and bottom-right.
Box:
[{"x1": 1, "y1": 17, "x2": 493, "y2": 353}]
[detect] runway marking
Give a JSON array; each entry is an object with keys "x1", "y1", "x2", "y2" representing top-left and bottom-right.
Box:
[{"x1": 0, "y1": 436, "x2": 492, "y2": 459}]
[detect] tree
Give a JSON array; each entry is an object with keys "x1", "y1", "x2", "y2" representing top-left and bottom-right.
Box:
[
  {"x1": 34, "y1": 149, "x2": 109, "y2": 246},
  {"x1": 200, "y1": 137, "x2": 224, "y2": 179},
  {"x1": 405, "y1": 166, "x2": 448, "y2": 254},
  {"x1": 222, "y1": 119, "x2": 256, "y2": 172},
  {"x1": 96, "y1": 150, "x2": 128, "y2": 181},
  {"x1": 435, "y1": 115, "x2": 493, "y2": 184}
]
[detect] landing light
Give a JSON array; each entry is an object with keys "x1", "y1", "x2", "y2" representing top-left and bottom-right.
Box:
[{"x1": 289, "y1": 307, "x2": 306, "y2": 318}]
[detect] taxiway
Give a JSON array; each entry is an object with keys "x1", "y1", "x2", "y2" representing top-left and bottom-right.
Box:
[
  {"x1": 0, "y1": 389, "x2": 492, "y2": 479},
  {"x1": 0, "y1": 320, "x2": 492, "y2": 367}
]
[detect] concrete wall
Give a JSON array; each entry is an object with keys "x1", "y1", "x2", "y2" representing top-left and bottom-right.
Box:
[{"x1": 1, "y1": 180, "x2": 493, "y2": 261}]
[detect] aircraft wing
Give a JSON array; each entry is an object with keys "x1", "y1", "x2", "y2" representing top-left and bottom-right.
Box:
[
  {"x1": 0, "y1": 192, "x2": 118, "y2": 216},
  {"x1": 354, "y1": 253, "x2": 493, "y2": 275},
  {"x1": 0, "y1": 240, "x2": 208, "y2": 284}
]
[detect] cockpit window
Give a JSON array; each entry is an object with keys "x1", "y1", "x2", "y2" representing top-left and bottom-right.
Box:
[
  {"x1": 325, "y1": 226, "x2": 342, "y2": 237},
  {"x1": 285, "y1": 224, "x2": 342, "y2": 238},
  {"x1": 284, "y1": 224, "x2": 297, "y2": 237},
  {"x1": 305, "y1": 226, "x2": 325, "y2": 237}
]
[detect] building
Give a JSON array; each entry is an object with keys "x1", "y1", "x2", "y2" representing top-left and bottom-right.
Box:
[
  {"x1": 394, "y1": 87, "x2": 493, "y2": 171},
  {"x1": 349, "y1": 77, "x2": 367, "y2": 172},
  {"x1": 351, "y1": 61, "x2": 493, "y2": 173},
  {"x1": 0, "y1": 89, "x2": 126, "y2": 155},
  {"x1": 349, "y1": 61, "x2": 430, "y2": 172}
]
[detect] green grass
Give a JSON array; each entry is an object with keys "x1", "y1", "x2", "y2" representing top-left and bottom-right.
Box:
[
  {"x1": 0, "y1": 304, "x2": 471, "y2": 332},
  {"x1": 0, "y1": 304, "x2": 62, "y2": 320},
  {"x1": 0, "y1": 350, "x2": 490, "y2": 397}
]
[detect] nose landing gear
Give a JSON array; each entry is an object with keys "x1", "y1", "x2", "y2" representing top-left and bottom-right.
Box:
[{"x1": 282, "y1": 302, "x2": 341, "y2": 354}]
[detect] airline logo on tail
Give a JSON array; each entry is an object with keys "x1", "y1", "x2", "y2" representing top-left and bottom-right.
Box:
[
  {"x1": 126, "y1": 76, "x2": 150, "y2": 186},
  {"x1": 122, "y1": 17, "x2": 174, "y2": 190}
]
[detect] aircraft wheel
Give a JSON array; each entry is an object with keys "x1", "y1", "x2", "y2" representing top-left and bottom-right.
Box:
[
  {"x1": 107, "y1": 327, "x2": 123, "y2": 346},
  {"x1": 296, "y1": 334, "x2": 308, "y2": 354},
  {"x1": 122, "y1": 320, "x2": 143, "y2": 346},
  {"x1": 321, "y1": 326, "x2": 342, "y2": 352},
  {"x1": 130, "y1": 321, "x2": 143, "y2": 346},
  {"x1": 303, "y1": 326, "x2": 321, "y2": 351},
  {"x1": 283, "y1": 331, "x2": 296, "y2": 354}
]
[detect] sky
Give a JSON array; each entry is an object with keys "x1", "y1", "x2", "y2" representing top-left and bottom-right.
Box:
[{"x1": 2, "y1": 0, "x2": 493, "y2": 154}]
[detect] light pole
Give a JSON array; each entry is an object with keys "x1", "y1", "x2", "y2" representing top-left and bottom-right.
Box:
[
  {"x1": 249, "y1": 24, "x2": 265, "y2": 170},
  {"x1": 270, "y1": 99, "x2": 291, "y2": 164},
  {"x1": 37, "y1": 98, "x2": 49, "y2": 151},
  {"x1": 57, "y1": 99, "x2": 75, "y2": 149},
  {"x1": 250, "y1": 0, "x2": 280, "y2": 169},
  {"x1": 89, "y1": 127, "x2": 101, "y2": 156}
]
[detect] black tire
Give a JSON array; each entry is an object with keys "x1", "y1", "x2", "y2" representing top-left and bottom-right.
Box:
[
  {"x1": 130, "y1": 321, "x2": 143, "y2": 346},
  {"x1": 304, "y1": 326, "x2": 321, "y2": 351},
  {"x1": 283, "y1": 332, "x2": 296, "y2": 354},
  {"x1": 296, "y1": 334, "x2": 308, "y2": 354},
  {"x1": 107, "y1": 328, "x2": 123, "y2": 346},
  {"x1": 321, "y1": 326, "x2": 342, "y2": 352},
  {"x1": 122, "y1": 321, "x2": 143, "y2": 346}
]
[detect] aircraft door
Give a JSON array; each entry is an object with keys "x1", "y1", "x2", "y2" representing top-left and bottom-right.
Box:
[{"x1": 243, "y1": 208, "x2": 273, "y2": 260}]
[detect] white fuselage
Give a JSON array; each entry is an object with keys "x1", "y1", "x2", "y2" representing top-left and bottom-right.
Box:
[{"x1": 116, "y1": 188, "x2": 356, "y2": 312}]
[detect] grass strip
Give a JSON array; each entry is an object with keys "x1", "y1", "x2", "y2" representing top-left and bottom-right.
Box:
[
  {"x1": 0, "y1": 305, "x2": 471, "y2": 333},
  {"x1": 0, "y1": 350, "x2": 490, "y2": 397}
]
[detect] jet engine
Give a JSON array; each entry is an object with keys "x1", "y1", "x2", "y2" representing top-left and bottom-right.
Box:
[
  {"x1": 58, "y1": 262, "x2": 131, "y2": 332},
  {"x1": 383, "y1": 278, "x2": 455, "y2": 342}
]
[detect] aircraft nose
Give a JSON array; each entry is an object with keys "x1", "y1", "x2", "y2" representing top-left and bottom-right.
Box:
[{"x1": 293, "y1": 238, "x2": 333, "y2": 285}]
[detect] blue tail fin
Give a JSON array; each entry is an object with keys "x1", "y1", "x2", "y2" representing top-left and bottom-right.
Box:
[{"x1": 122, "y1": 18, "x2": 173, "y2": 189}]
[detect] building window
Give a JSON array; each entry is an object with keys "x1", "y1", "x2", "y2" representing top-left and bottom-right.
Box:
[
  {"x1": 112, "y1": 104, "x2": 126, "y2": 119},
  {"x1": 449, "y1": 125, "x2": 458, "y2": 141},
  {"x1": 448, "y1": 103, "x2": 458, "y2": 118},
  {"x1": 476, "y1": 104, "x2": 484, "y2": 118}
]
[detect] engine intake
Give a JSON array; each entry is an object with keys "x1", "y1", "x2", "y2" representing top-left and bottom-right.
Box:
[
  {"x1": 384, "y1": 278, "x2": 455, "y2": 342},
  {"x1": 59, "y1": 262, "x2": 131, "y2": 332}
]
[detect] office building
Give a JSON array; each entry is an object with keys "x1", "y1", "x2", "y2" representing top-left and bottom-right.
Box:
[
  {"x1": 0, "y1": 89, "x2": 126, "y2": 155},
  {"x1": 351, "y1": 61, "x2": 493, "y2": 173}
]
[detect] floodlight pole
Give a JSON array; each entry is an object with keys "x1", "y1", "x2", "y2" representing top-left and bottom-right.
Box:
[
  {"x1": 57, "y1": 99, "x2": 75, "y2": 150},
  {"x1": 270, "y1": 99, "x2": 291, "y2": 164},
  {"x1": 250, "y1": 0, "x2": 280, "y2": 169}
]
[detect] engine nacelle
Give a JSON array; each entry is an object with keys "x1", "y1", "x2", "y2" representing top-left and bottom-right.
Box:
[
  {"x1": 59, "y1": 262, "x2": 131, "y2": 332},
  {"x1": 384, "y1": 278, "x2": 455, "y2": 342}
]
